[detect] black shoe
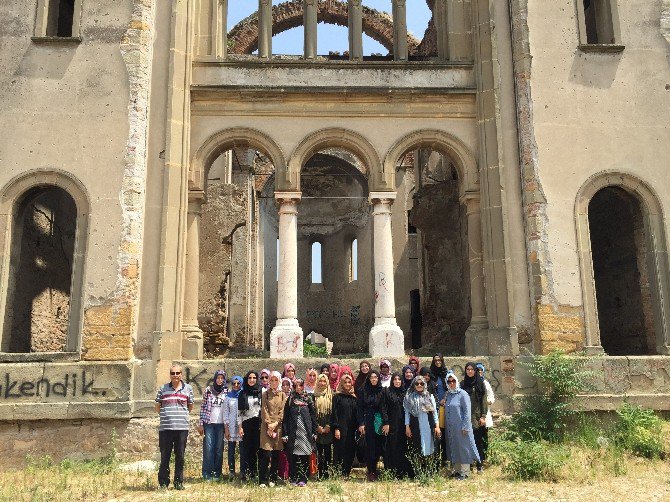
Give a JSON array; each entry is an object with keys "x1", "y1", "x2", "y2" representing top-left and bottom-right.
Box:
[
  {"x1": 174, "y1": 482, "x2": 185, "y2": 490},
  {"x1": 455, "y1": 474, "x2": 468, "y2": 481},
  {"x1": 158, "y1": 484, "x2": 168, "y2": 490}
]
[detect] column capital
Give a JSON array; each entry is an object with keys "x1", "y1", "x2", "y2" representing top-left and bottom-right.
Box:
[
  {"x1": 188, "y1": 190, "x2": 205, "y2": 214},
  {"x1": 460, "y1": 191, "x2": 481, "y2": 212},
  {"x1": 369, "y1": 191, "x2": 397, "y2": 205},
  {"x1": 275, "y1": 191, "x2": 302, "y2": 204}
]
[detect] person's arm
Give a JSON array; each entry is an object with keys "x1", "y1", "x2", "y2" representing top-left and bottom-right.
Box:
[
  {"x1": 154, "y1": 388, "x2": 162, "y2": 413},
  {"x1": 461, "y1": 391, "x2": 472, "y2": 433},
  {"x1": 187, "y1": 385, "x2": 194, "y2": 412},
  {"x1": 484, "y1": 379, "x2": 495, "y2": 405},
  {"x1": 404, "y1": 406, "x2": 412, "y2": 438}
]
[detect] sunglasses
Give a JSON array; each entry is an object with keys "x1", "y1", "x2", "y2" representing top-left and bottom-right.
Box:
[
  {"x1": 261, "y1": 375, "x2": 269, "y2": 379},
  {"x1": 415, "y1": 382, "x2": 425, "y2": 387},
  {"x1": 170, "y1": 371, "x2": 181, "y2": 376},
  {"x1": 447, "y1": 379, "x2": 456, "y2": 383}
]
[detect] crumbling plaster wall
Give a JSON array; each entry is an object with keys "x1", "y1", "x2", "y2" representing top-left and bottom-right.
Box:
[
  {"x1": 0, "y1": 0, "x2": 155, "y2": 360},
  {"x1": 515, "y1": 0, "x2": 670, "y2": 353}
]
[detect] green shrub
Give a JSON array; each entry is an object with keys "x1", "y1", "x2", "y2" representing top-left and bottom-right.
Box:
[
  {"x1": 501, "y1": 439, "x2": 568, "y2": 481},
  {"x1": 612, "y1": 404, "x2": 665, "y2": 459},
  {"x1": 303, "y1": 340, "x2": 328, "y2": 357}
]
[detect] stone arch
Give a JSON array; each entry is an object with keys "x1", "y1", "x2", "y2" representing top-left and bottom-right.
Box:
[
  {"x1": 383, "y1": 130, "x2": 479, "y2": 196},
  {"x1": 228, "y1": 0, "x2": 420, "y2": 55},
  {"x1": 0, "y1": 169, "x2": 90, "y2": 354},
  {"x1": 575, "y1": 171, "x2": 670, "y2": 355},
  {"x1": 190, "y1": 127, "x2": 289, "y2": 192},
  {"x1": 288, "y1": 128, "x2": 382, "y2": 191}
]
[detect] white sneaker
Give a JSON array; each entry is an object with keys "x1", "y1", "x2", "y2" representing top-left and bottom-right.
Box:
[
  {"x1": 268, "y1": 482, "x2": 275, "y2": 487},
  {"x1": 259, "y1": 483, "x2": 267, "y2": 488}
]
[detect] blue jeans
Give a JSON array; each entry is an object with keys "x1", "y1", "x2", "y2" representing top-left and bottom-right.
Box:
[{"x1": 202, "y1": 424, "x2": 225, "y2": 479}]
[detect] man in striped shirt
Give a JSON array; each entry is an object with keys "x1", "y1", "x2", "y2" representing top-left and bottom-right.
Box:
[{"x1": 155, "y1": 364, "x2": 194, "y2": 490}]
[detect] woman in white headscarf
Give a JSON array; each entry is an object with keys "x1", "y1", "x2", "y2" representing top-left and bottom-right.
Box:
[{"x1": 444, "y1": 370, "x2": 480, "y2": 480}]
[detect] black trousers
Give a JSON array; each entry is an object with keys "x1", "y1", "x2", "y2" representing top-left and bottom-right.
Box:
[
  {"x1": 316, "y1": 443, "x2": 331, "y2": 479},
  {"x1": 333, "y1": 434, "x2": 355, "y2": 476},
  {"x1": 158, "y1": 429, "x2": 188, "y2": 487},
  {"x1": 258, "y1": 449, "x2": 280, "y2": 484},
  {"x1": 473, "y1": 427, "x2": 486, "y2": 466},
  {"x1": 290, "y1": 454, "x2": 309, "y2": 483},
  {"x1": 240, "y1": 418, "x2": 260, "y2": 480}
]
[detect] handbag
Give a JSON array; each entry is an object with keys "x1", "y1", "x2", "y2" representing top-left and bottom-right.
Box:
[
  {"x1": 309, "y1": 451, "x2": 318, "y2": 476},
  {"x1": 373, "y1": 412, "x2": 383, "y2": 435},
  {"x1": 439, "y1": 404, "x2": 446, "y2": 429}
]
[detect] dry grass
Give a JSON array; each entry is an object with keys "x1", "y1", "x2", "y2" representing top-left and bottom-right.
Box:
[{"x1": 0, "y1": 451, "x2": 668, "y2": 502}]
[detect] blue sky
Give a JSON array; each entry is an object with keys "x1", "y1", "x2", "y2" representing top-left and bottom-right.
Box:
[{"x1": 228, "y1": 1, "x2": 432, "y2": 55}]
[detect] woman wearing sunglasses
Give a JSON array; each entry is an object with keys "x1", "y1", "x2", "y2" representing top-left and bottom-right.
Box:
[
  {"x1": 444, "y1": 370, "x2": 480, "y2": 480},
  {"x1": 403, "y1": 375, "x2": 441, "y2": 477}
]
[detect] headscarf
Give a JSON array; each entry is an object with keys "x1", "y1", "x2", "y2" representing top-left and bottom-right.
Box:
[
  {"x1": 281, "y1": 376, "x2": 293, "y2": 394},
  {"x1": 238, "y1": 370, "x2": 260, "y2": 410},
  {"x1": 305, "y1": 368, "x2": 318, "y2": 392},
  {"x1": 268, "y1": 370, "x2": 282, "y2": 392},
  {"x1": 408, "y1": 356, "x2": 421, "y2": 374},
  {"x1": 401, "y1": 365, "x2": 416, "y2": 390},
  {"x1": 335, "y1": 373, "x2": 356, "y2": 397},
  {"x1": 379, "y1": 359, "x2": 392, "y2": 385},
  {"x1": 461, "y1": 361, "x2": 485, "y2": 395},
  {"x1": 260, "y1": 368, "x2": 271, "y2": 389},
  {"x1": 283, "y1": 362, "x2": 296, "y2": 381},
  {"x1": 355, "y1": 360, "x2": 371, "y2": 391},
  {"x1": 403, "y1": 375, "x2": 435, "y2": 417},
  {"x1": 388, "y1": 372, "x2": 405, "y2": 398},
  {"x1": 419, "y1": 367, "x2": 437, "y2": 396},
  {"x1": 227, "y1": 375, "x2": 243, "y2": 398},
  {"x1": 430, "y1": 353, "x2": 448, "y2": 379},
  {"x1": 476, "y1": 363, "x2": 486, "y2": 377},
  {"x1": 329, "y1": 363, "x2": 340, "y2": 390},
  {"x1": 363, "y1": 369, "x2": 382, "y2": 399},
  {"x1": 320, "y1": 363, "x2": 331, "y2": 375},
  {"x1": 314, "y1": 374, "x2": 332, "y2": 419},
  {"x1": 446, "y1": 371, "x2": 460, "y2": 394},
  {"x1": 212, "y1": 369, "x2": 226, "y2": 394},
  {"x1": 335, "y1": 365, "x2": 353, "y2": 390}
]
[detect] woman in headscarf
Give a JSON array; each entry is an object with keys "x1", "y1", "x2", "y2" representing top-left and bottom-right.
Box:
[
  {"x1": 313, "y1": 373, "x2": 333, "y2": 479},
  {"x1": 461, "y1": 361, "x2": 488, "y2": 473},
  {"x1": 430, "y1": 354, "x2": 449, "y2": 464},
  {"x1": 283, "y1": 362, "x2": 297, "y2": 383},
  {"x1": 401, "y1": 365, "x2": 416, "y2": 391},
  {"x1": 445, "y1": 371, "x2": 480, "y2": 480},
  {"x1": 328, "y1": 363, "x2": 340, "y2": 390},
  {"x1": 278, "y1": 377, "x2": 293, "y2": 481},
  {"x1": 223, "y1": 375, "x2": 243, "y2": 479},
  {"x1": 320, "y1": 363, "x2": 331, "y2": 376},
  {"x1": 198, "y1": 369, "x2": 227, "y2": 480},
  {"x1": 331, "y1": 373, "x2": 357, "y2": 477},
  {"x1": 379, "y1": 359, "x2": 392, "y2": 388},
  {"x1": 237, "y1": 371, "x2": 262, "y2": 481},
  {"x1": 419, "y1": 367, "x2": 437, "y2": 399},
  {"x1": 354, "y1": 360, "x2": 371, "y2": 392},
  {"x1": 380, "y1": 373, "x2": 409, "y2": 478},
  {"x1": 304, "y1": 367, "x2": 318, "y2": 394},
  {"x1": 408, "y1": 356, "x2": 421, "y2": 375},
  {"x1": 476, "y1": 363, "x2": 495, "y2": 466},
  {"x1": 335, "y1": 365, "x2": 353, "y2": 390},
  {"x1": 404, "y1": 375, "x2": 441, "y2": 477},
  {"x1": 259, "y1": 371, "x2": 287, "y2": 486},
  {"x1": 259, "y1": 368, "x2": 271, "y2": 392},
  {"x1": 282, "y1": 378, "x2": 317, "y2": 487},
  {"x1": 281, "y1": 377, "x2": 293, "y2": 395},
  {"x1": 357, "y1": 369, "x2": 384, "y2": 481}
]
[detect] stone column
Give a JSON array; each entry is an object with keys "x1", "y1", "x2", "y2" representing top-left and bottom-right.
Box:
[
  {"x1": 369, "y1": 192, "x2": 404, "y2": 357},
  {"x1": 221, "y1": 0, "x2": 228, "y2": 59},
  {"x1": 304, "y1": 0, "x2": 317, "y2": 59},
  {"x1": 447, "y1": 0, "x2": 472, "y2": 61},
  {"x1": 270, "y1": 192, "x2": 304, "y2": 358},
  {"x1": 392, "y1": 0, "x2": 408, "y2": 61},
  {"x1": 434, "y1": 0, "x2": 449, "y2": 61},
  {"x1": 258, "y1": 0, "x2": 272, "y2": 59},
  {"x1": 182, "y1": 192, "x2": 204, "y2": 359},
  {"x1": 348, "y1": 0, "x2": 363, "y2": 61},
  {"x1": 462, "y1": 193, "x2": 489, "y2": 354}
]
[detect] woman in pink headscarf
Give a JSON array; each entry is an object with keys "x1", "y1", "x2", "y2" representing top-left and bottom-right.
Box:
[
  {"x1": 283, "y1": 362, "x2": 297, "y2": 383},
  {"x1": 335, "y1": 365, "x2": 353, "y2": 390},
  {"x1": 328, "y1": 363, "x2": 340, "y2": 391},
  {"x1": 304, "y1": 367, "x2": 318, "y2": 394}
]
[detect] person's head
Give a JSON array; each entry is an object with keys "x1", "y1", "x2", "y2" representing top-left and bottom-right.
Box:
[
  {"x1": 212, "y1": 369, "x2": 226, "y2": 392},
  {"x1": 368, "y1": 369, "x2": 380, "y2": 387},
  {"x1": 338, "y1": 373, "x2": 354, "y2": 393},
  {"x1": 359, "y1": 361, "x2": 370, "y2": 374},
  {"x1": 269, "y1": 371, "x2": 282, "y2": 390},
  {"x1": 465, "y1": 362, "x2": 477, "y2": 379},
  {"x1": 231, "y1": 376, "x2": 242, "y2": 390},
  {"x1": 320, "y1": 363, "x2": 330, "y2": 375},
  {"x1": 476, "y1": 363, "x2": 486, "y2": 378},
  {"x1": 281, "y1": 377, "x2": 292, "y2": 393},
  {"x1": 379, "y1": 360, "x2": 391, "y2": 376},
  {"x1": 408, "y1": 356, "x2": 420, "y2": 372},
  {"x1": 431, "y1": 354, "x2": 444, "y2": 368},
  {"x1": 446, "y1": 372, "x2": 458, "y2": 390},
  {"x1": 169, "y1": 364, "x2": 182, "y2": 385},
  {"x1": 305, "y1": 368, "x2": 318, "y2": 386},
  {"x1": 294, "y1": 378, "x2": 305, "y2": 394},
  {"x1": 419, "y1": 367, "x2": 432, "y2": 382},
  {"x1": 316, "y1": 373, "x2": 329, "y2": 391},
  {"x1": 391, "y1": 373, "x2": 403, "y2": 389},
  {"x1": 403, "y1": 366, "x2": 415, "y2": 381},
  {"x1": 244, "y1": 371, "x2": 258, "y2": 389},
  {"x1": 284, "y1": 363, "x2": 296, "y2": 380},
  {"x1": 329, "y1": 363, "x2": 340, "y2": 380},
  {"x1": 260, "y1": 369, "x2": 270, "y2": 388},
  {"x1": 412, "y1": 376, "x2": 427, "y2": 394}
]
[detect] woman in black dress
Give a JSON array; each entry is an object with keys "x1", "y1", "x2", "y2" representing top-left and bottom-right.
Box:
[
  {"x1": 237, "y1": 371, "x2": 262, "y2": 481},
  {"x1": 461, "y1": 361, "x2": 488, "y2": 473},
  {"x1": 331, "y1": 373, "x2": 357, "y2": 477},
  {"x1": 357, "y1": 369, "x2": 384, "y2": 481},
  {"x1": 380, "y1": 373, "x2": 409, "y2": 478},
  {"x1": 282, "y1": 378, "x2": 317, "y2": 486}
]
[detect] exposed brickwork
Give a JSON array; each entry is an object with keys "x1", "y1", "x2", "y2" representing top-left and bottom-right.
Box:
[
  {"x1": 535, "y1": 303, "x2": 585, "y2": 354},
  {"x1": 82, "y1": 304, "x2": 134, "y2": 360},
  {"x1": 228, "y1": 0, "x2": 420, "y2": 55}
]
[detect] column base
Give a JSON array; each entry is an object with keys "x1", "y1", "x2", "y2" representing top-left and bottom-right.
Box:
[
  {"x1": 584, "y1": 344, "x2": 605, "y2": 355},
  {"x1": 181, "y1": 326, "x2": 203, "y2": 360},
  {"x1": 270, "y1": 321, "x2": 304, "y2": 359},
  {"x1": 369, "y1": 322, "x2": 404, "y2": 358},
  {"x1": 464, "y1": 326, "x2": 519, "y2": 356},
  {"x1": 464, "y1": 323, "x2": 489, "y2": 356}
]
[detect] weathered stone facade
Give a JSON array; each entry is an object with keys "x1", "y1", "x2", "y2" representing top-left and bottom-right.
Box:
[{"x1": 1, "y1": 0, "x2": 669, "y2": 463}]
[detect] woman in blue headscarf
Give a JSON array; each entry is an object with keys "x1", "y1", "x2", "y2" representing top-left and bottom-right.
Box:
[
  {"x1": 198, "y1": 369, "x2": 227, "y2": 480},
  {"x1": 223, "y1": 375, "x2": 243, "y2": 479}
]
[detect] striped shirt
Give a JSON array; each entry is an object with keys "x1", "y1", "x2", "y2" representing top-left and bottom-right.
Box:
[{"x1": 155, "y1": 381, "x2": 194, "y2": 431}]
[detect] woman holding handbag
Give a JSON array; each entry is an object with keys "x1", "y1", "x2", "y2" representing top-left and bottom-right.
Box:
[
  {"x1": 313, "y1": 373, "x2": 333, "y2": 479},
  {"x1": 403, "y1": 375, "x2": 441, "y2": 478},
  {"x1": 282, "y1": 378, "x2": 317, "y2": 487},
  {"x1": 356, "y1": 369, "x2": 384, "y2": 481}
]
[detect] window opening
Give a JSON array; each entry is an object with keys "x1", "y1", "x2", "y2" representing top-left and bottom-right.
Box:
[{"x1": 311, "y1": 242, "x2": 322, "y2": 284}]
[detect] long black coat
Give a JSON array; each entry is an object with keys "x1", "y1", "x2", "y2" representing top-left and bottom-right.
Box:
[
  {"x1": 282, "y1": 393, "x2": 317, "y2": 455},
  {"x1": 380, "y1": 387, "x2": 409, "y2": 477},
  {"x1": 331, "y1": 393, "x2": 358, "y2": 469}
]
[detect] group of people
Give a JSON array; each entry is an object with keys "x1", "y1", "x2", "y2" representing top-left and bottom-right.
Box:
[{"x1": 154, "y1": 357, "x2": 495, "y2": 490}]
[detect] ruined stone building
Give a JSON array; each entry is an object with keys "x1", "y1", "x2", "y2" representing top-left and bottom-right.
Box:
[{"x1": 1, "y1": 0, "x2": 669, "y2": 459}]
